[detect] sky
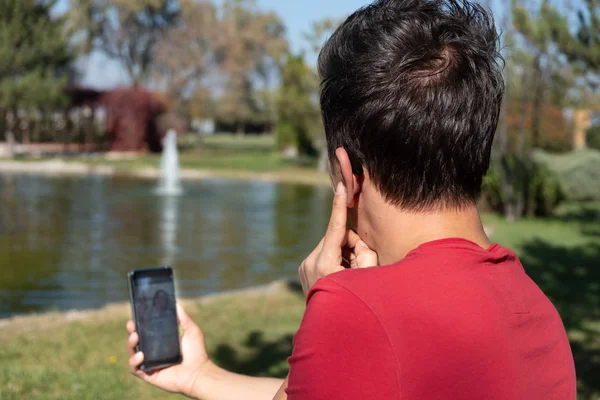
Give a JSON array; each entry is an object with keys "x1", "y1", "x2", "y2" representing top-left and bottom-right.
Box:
[{"x1": 56, "y1": 0, "x2": 369, "y2": 89}]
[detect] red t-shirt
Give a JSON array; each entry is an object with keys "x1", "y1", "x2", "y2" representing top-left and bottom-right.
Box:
[{"x1": 286, "y1": 238, "x2": 576, "y2": 399}]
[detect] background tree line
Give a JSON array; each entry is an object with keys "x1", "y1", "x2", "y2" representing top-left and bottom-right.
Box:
[{"x1": 0, "y1": 0, "x2": 599, "y2": 220}]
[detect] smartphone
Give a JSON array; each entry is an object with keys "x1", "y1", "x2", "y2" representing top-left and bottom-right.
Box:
[{"x1": 128, "y1": 266, "x2": 182, "y2": 372}]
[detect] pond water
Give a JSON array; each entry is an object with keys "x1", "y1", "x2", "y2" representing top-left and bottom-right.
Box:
[{"x1": 0, "y1": 174, "x2": 333, "y2": 317}]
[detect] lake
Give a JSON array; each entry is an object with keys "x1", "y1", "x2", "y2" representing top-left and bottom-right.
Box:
[{"x1": 0, "y1": 174, "x2": 333, "y2": 317}]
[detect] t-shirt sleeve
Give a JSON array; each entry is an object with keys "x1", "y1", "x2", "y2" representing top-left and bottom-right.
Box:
[{"x1": 285, "y1": 277, "x2": 400, "y2": 400}]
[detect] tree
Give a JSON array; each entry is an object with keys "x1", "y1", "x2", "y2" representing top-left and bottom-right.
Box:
[
  {"x1": 215, "y1": 0, "x2": 287, "y2": 134},
  {"x1": 153, "y1": 0, "x2": 218, "y2": 119},
  {"x1": 302, "y1": 18, "x2": 341, "y2": 59},
  {"x1": 276, "y1": 53, "x2": 321, "y2": 157},
  {"x1": 556, "y1": 0, "x2": 600, "y2": 73},
  {"x1": 0, "y1": 0, "x2": 72, "y2": 153},
  {"x1": 69, "y1": 0, "x2": 179, "y2": 85},
  {"x1": 553, "y1": 0, "x2": 600, "y2": 115},
  {"x1": 512, "y1": 0, "x2": 573, "y2": 150},
  {"x1": 490, "y1": 0, "x2": 580, "y2": 220}
]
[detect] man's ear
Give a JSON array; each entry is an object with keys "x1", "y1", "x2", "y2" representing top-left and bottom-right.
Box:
[{"x1": 335, "y1": 147, "x2": 362, "y2": 208}]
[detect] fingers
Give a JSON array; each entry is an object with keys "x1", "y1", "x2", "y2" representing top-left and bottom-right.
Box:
[
  {"x1": 344, "y1": 230, "x2": 362, "y2": 249},
  {"x1": 322, "y1": 183, "x2": 348, "y2": 255},
  {"x1": 129, "y1": 350, "x2": 144, "y2": 374},
  {"x1": 126, "y1": 320, "x2": 135, "y2": 335},
  {"x1": 126, "y1": 323, "x2": 148, "y2": 380},
  {"x1": 127, "y1": 331, "x2": 139, "y2": 358},
  {"x1": 353, "y1": 241, "x2": 378, "y2": 268},
  {"x1": 344, "y1": 230, "x2": 378, "y2": 268}
]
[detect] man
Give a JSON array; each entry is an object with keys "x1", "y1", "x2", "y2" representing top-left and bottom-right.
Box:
[{"x1": 127, "y1": 0, "x2": 577, "y2": 398}]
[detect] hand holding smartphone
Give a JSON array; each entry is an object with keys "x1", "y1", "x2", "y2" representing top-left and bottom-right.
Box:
[{"x1": 128, "y1": 266, "x2": 182, "y2": 372}]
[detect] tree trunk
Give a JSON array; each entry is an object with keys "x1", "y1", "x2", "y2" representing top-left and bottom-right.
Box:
[
  {"x1": 496, "y1": 96, "x2": 520, "y2": 222},
  {"x1": 531, "y1": 54, "x2": 546, "y2": 150},
  {"x1": 318, "y1": 148, "x2": 329, "y2": 173},
  {"x1": 85, "y1": 107, "x2": 95, "y2": 153},
  {"x1": 516, "y1": 62, "x2": 534, "y2": 157},
  {"x1": 6, "y1": 109, "x2": 16, "y2": 158},
  {"x1": 236, "y1": 121, "x2": 245, "y2": 136},
  {"x1": 63, "y1": 110, "x2": 71, "y2": 153},
  {"x1": 0, "y1": 107, "x2": 6, "y2": 142}
]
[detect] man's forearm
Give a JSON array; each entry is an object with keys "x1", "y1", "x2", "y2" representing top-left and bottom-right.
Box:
[{"x1": 190, "y1": 362, "x2": 284, "y2": 400}]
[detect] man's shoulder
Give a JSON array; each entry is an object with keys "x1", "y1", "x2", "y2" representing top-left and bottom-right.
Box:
[
  {"x1": 310, "y1": 248, "x2": 528, "y2": 320},
  {"x1": 308, "y1": 258, "x2": 430, "y2": 317},
  {"x1": 314, "y1": 256, "x2": 433, "y2": 299}
]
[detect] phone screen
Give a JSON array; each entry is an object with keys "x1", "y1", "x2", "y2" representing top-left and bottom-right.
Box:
[{"x1": 129, "y1": 267, "x2": 182, "y2": 371}]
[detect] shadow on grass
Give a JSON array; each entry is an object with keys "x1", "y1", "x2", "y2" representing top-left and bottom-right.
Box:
[
  {"x1": 519, "y1": 239, "x2": 600, "y2": 398},
  {"x1": 212, "y1": 331, "x2": 294, "y2": 378},
  {"x1": 210, "y1": 282, "x2": 303, "y2": 379}
]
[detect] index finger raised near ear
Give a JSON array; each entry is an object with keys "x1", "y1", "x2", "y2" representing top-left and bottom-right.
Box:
[{"x1": 322, "y1": 182, "x2": 349, "y2": 252}]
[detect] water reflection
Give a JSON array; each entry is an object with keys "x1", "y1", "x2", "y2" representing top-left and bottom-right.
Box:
[
  {"x1": 159, "y1": 196, "x2": 179, "y2": 267},
  {"x1": 0, "y1": 175, "x2": 332, "y2": 317}
]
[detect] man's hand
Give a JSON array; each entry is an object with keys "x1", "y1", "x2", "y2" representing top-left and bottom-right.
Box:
[
  {"x1": 127, "y1": 305, "x2": 287, "y2": 400},
  {"x1": 298, "y1": 182, "x2": 378, "y2": 297},
  {"x1": 127, "y1": 304, "x2": 214, "y2": 398}
]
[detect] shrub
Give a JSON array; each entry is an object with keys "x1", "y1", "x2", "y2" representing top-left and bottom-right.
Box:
[
  {"x1": 587, "y1": 126, "x2": 600, "y2": 152},
  {"x1": 534, "y1": 149, "x2": 600, "y2": 202},
  {"x1": 482, "y1": 153, "x2": 564, "y2": 217},
  {"x1": 527, "y1": 161, "x2": 564, "y2": 216}
]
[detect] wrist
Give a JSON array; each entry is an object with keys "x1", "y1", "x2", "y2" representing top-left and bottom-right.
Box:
[{"x1": 186, "y1": 360, "x2": 225, "y2": 400}]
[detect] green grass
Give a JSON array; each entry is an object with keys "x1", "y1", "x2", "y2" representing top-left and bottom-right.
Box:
[
  {"x1": 200, "y1": 133, "x2": 277, "y2": 151},
  {"x1": 0, "y1": 283, "x2": 306, "y2": 400},
  {"x1": 7, "y1": 133, "x2": 326, "y2": 183},
  {"x1": 1, "y1": 205, "x2": 599, "y2": 399},
  {"x1": 0, "y1": 133, "x2": 330, "y2": 184},
  {"x1": 81, "y1": 134, "x2": 286, "y2": 173}
]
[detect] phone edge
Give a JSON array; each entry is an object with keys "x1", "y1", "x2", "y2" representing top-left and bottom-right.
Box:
[{"x1": 128, "y1": 267, "x2": 180, "y2": 373}]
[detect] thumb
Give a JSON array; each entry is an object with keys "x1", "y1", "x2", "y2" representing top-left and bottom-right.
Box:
[
  {"x1": 176, "y1": 304, "x2": 201, "y2": 337},
  {"x1": 352, "y1": 241, "x2": 379, "y2": 269}
]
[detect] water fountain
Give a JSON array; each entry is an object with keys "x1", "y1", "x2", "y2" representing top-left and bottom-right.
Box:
[{"x1": 156, "y1": 129, "x2": 183, "y2": 196}]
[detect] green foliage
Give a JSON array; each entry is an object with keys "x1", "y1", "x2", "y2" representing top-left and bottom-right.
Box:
[
  {"x1": 538, "y1": 132, "x2": 572, "y2": 154},
  {"x1": 556, "y1": 0, "x2": 600, "y2": 72},
  {"x1": 482, "y1": 154, "x2": 564, "y2": 217},
  {"x1": 0, "y1": 0, "x2": 72, "y2": 110},
  {"x1": 275, "y1": 54, "x2": 321, "y2": 157},
  {"x1": 535, "y1": 149, "x2": 600, "y2": 202},
  {"x1": 587, "y1": 126, "x2": 600, "y2": 152},
  {"x1": 527, "y1": 162, "x2": 564, "y2": 216}
]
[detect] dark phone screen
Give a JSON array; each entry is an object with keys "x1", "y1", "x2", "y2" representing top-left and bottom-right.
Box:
[{"x1": 131, "y1": 269, "x2": 181, "y2": 367}]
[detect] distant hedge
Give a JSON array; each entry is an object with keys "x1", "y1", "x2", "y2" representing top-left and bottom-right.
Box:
[
  {"x1": 481, "y1": 149, "x2": 600, "y2": 218},
  {"x1": 482, "y1": 154, "x2": 563, "y2": 217},
  {"x1": 588, "y1": 126, "x2": 600, "y2": 152},
  {"x1": 534, "y1": 149, "x2": 600, "y2": 202}
]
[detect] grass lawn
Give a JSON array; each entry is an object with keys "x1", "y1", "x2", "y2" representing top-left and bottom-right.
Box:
[
  {"x1": 4, "y1": 133, "x2": 329, "y2": 185},
  {"x1": 79, "y1": 134, "x2": 315, "y2": 172},
  {"x1": 0, "y1": 282, "x2": 306, "y2": 400},
  {"x1": 0, "y1": 197, "x2": 598, "y2": 398}
]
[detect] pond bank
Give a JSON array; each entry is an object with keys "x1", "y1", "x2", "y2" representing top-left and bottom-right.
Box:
[
  {"x1": 0, "y1": 280, "x2": 298, "y2": 337},
  {"x1": 0, "y1": 159, "x2": 330, "y2": 186}
]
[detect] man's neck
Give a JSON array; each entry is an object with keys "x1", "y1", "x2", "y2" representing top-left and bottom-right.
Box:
[{"x1": 358, "y1": 197, "x2": 491, "y2": 266}]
